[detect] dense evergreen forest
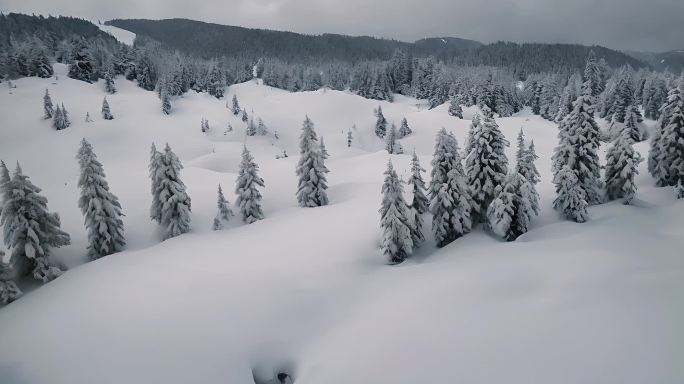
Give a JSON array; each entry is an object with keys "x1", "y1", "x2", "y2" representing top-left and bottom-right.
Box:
[
  {"x1": 0, "y1": 12, "x2": 679, "y2": 121},
  {"x1": 106, "y1": 18, "x2": 646, "y2": 74}
]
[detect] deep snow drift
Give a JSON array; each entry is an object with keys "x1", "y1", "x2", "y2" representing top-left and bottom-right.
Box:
[{"x1": 0, "y1": 65, "x2": 682, "y2": 384}]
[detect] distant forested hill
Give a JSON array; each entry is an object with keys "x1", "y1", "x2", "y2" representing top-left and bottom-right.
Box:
[
  {"x1": 107, "y1": 18, "x2": 647, "y2": 74},
  {"x1": 0, "y1": 13, "x2": 116, "y2": 47}
]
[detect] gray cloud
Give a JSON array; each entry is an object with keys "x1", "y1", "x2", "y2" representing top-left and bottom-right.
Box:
[{"x1": 2, "y1": 0, "x2": 682, "y2": 52}]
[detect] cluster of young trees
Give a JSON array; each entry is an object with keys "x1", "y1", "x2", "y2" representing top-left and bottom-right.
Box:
[
  {"x1": 550, "y1": 53, "x2": 670, "y2": 223},
  {"x1": 380, "y1": 117, "x2": 540, "y2": 263},
  {"x1": 649, "y1": 78, "x2": 684, "y2": 197}
]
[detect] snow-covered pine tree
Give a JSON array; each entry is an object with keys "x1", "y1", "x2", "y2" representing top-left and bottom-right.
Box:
[
  {"x1": 398, "y1": 117, "x2": 412, "y2": 138},
  {"x1": 52, "y1": 104, "x2": 64, "y2": 130},
  {"x1": 201, "y1": 118, "x2": 210, "y2": 133},
  {"x1": 0, "y1": 259, "x2": 23, "y2": 305},
  {"x1": 553, "y1": 166, "x2": 589, "y2": 222},
  {"x1": 448, "y1": 96, "x2": 463, "y2": 118},
  {"x1": 604, "y1": 129, "x2": 642, "y2": 204},
  {"x1": 408, "y1": 151, "x2": 428, "y2": 246},
  {"x1": 465, "y1": 113, "x2": 509, "y2": 222},
  {"x1": 0, "y1": 160, "x2": 10, "y2": 211},
  {"x1": 319, "y1": 137, "x2": 329, "y2": 159},
  {"x1": 161, "y1": 89, "x2": 172, "y2": 115},
  {"x1": 246, "y1": 116, "x2": 257, "y2": 136},
  {"x1": 347, "y1": 129, "x2": 353, "y2": 147},
  {"x1": 235, "y1": 146, "x2": 265, "y2": 223},
  {"x1": 231, "y1": 94, "x2": 241, "y2": 115},
  {"x1": 43, "y1": 88, "x2": 53, "y2": 119},
  {"x1": 464, "y1": 113, "x2": 480, "y2": 157},
  {"x1": 68, "y1": 39, "x2": 94, "y2": 83},
  {"x1": 487, "y1": 172, "x2": 536, "y2": 241},
  {"x1": 155, "y1": 144, "x2": 192, "y2": 240},
  {"x1": 104, "y1": 69, "x2": 116, "y2": 94},
  {"x1": 374, "y1": 106, "x2": 388, "y2": 138},
  {"x1": 296, "y1": 116, "x2": 329, "y2": 207},
  {"x1": 61, "y1": 103, "x2": 71, "y2": 128},
  {"x1": 515, "y1": 130, "x2": 541, "y2": 186},
  {"x1": 650, "y1": 80, "x2": 684, "y2": 188},
  {"x1": 76, "y1": 138, "x2": 125, "y2": 259},
  {"x1": 1, "y1": 163, "x2": 69, "y2": 282},
  {"x1": 257, "y1": 118, "x2": 268, "y2": 135},
  {"x1": 385, "y1": 123, "x2": 399, "y2": 154},
  {"x1": 212, "y1": 184, "x2": 234, "y2": 230},
  {"x1": 553, "y1": 80, "x2": 603, "y2": 205},
  {"x1": 514, "y1": 131, "x2": 541, "y2": 215},
  {"x1": 101, "y1": 97, "x2": 113, "y2": 120},
  {"x1": 623, "y1": 102, "x2": 646, "y2": 142},
  {"x1": 429, "y1": 129, "x2": 472, "y2": 247},
  {"x1": 584, "y1": 50, "x2": 603, "y2": 98},
  {"x1": 379, "y1": 161, "x2": 413, "y2": 263},
  {"x1": 241, "y1": 108, "x2": 249, "y2": 123},
  {"x1": 149, "y1": 143, "x2": 163, "y2": 223}
]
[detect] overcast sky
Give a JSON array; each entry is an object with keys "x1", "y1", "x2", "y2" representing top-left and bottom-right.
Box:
[{"x1": 2, "y1": 0, "x2": 683, "y2": 52}]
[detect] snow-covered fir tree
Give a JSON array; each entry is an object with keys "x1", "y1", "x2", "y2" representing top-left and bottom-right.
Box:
[
  {"x1": 429, "y1": 129, "x2": 472, "y2": 247},
  {"x1": 604, "y1": 129, "x2": 642, "y2": 204},
  {"x1": 464, "y1": 113, "x2": 480, "y2": 157},
  {"x1": 379, "y1": 161, "x2": 413, "y2": 263},
  {"x1": 347, "y1": 128, "x2": 353, "y2": 147},
  {"x1": 319, "y1": 137, "x2": 329, "y2": 159},
  {"x1": 398, "y1": 117, "x2": 412, "y2": 138},
  {"x1": 76, "y1": 138, "x2": 125, "y2": 259},
  {"x1": 101, "y1": 97, "x2": 113, "y2": 120},
  {"x1": 515, "y1": 130, "x2": 541, "y2": 186},
  {"x1": 161, "y1": 89, "x2": 172, "y2": 115},
  {"x1": 408, "y1": 151, "x2": 428, "y2": 246},
  {"x1": 43, "y1": 88, "x2": 53, "y2": 119},
  {"x1": 201, "y1": 117, "x2": 210, "y2": 133},
  {"x1": 1, "y1": 163, "x2": 69, "y2": 283},
  {"x1": 0, "y1": 259, "x2": 22, "y2": 305},
  {"x1": 235, "y1": 146, "x2": 265, "y2": 223},
  {"x1": 153, "y1": 144, "x2": 192, "y2": 240},
  {"x1": 246, "y1": 116, "x2": 257, "y2": 136},
  {"x1": 583, "y1": 50, "x2": 604, "y2": 98},
  {"x1": 374, "y1": 106, "x2": 387, "y2": 138},
  {"x1": 0, "y1": 160, "x2": 10, "y2": 211},
  {"x1": 448, "y1": 96, "x2": 463, "y2": 118},
  {"x1": 52, "y1": 104, "x2": 69, "y2": 130},
  {"x1": 67, "y1": 39, "x2": 94, "y2": 83},
  {"x1": 487, "y1": 172, "x2": 536, "y2": 241},
  {"x1": 385, "y1": 123, "x2": 400, "y2": 154},
  {"x1": 212, "y1": 184, "x2": 234, "y2": 230},
  {"x1": 104, "y1": 68, "x2": 116, "y2": 94},
  {"x1": 649, "y1": 79, "x2": 684, "y2": 189},
  {"x1": 231, "y1": 94, "x2": 241, "y2": 115},
  {"x1": 61, "y1": 103, "x2": 71, "y2": 127},
  {"x1": 149, "y1": 143, "x2": 163, "y2": 223},
  {"x1": 257, "y1": 118, "x2": 268, "y2": 135},
  {"x1": 514, "y1": 131, "x2": 541, "y2": 215},
  {"x1": 553, "y1": 166, "x2": 589, "y2": 223},
  {"x1": 553, "y1": 80, "x2": 603, "y2": 205},
  {"x1": 465, "y1": 113, "x2": 509, "y2": 222},
  {"x1": 241, "y1": 108, "x2": 249, "y2": 123},
  {"x1": 296, "y1": 116, "x2": 329, "y2": 207}
]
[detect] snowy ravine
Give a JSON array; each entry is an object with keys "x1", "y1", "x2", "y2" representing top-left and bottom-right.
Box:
[{"x1": 0, "y1": 64, "x2": 683, "y2": 384}]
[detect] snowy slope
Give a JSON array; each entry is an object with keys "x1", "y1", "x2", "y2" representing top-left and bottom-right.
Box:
[
  {"x1": 98, "y1": 23, "x2": 137, "y2": 46},
  {"x1": 0, "y1": 65, "x2": 683, "y2": 384}
]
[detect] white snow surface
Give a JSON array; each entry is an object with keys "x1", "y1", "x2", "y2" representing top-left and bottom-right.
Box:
[
  {"x1": 0, "y1": 64, "x2": 683, "y2": 384},
  {"x1": 97, "y1": 23, "x2": 136, "y2": 46}
]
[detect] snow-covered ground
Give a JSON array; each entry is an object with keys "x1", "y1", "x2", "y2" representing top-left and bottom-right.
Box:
[{"x1": 0, "y1": 64, "x2": 683, "y2": 384}]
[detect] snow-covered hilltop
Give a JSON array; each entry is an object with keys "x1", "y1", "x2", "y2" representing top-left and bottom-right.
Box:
[{"x1": 0, "y1": 61, "x2": 683, "y2": 384}]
